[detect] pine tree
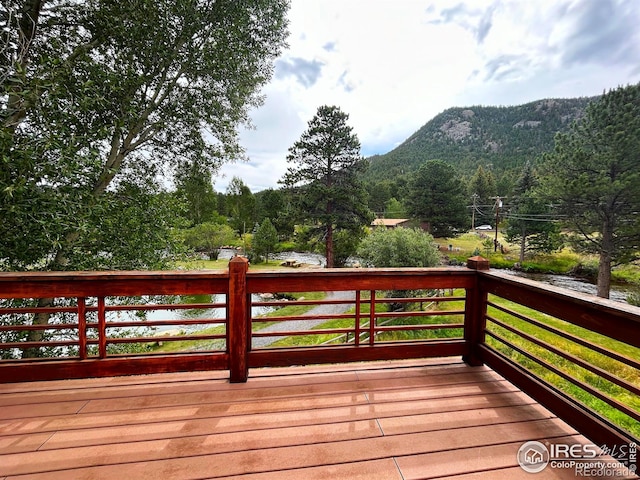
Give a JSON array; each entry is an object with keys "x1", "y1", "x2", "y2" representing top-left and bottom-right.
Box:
[
  {"x1": 281, "y1": 106, "x2": 373, "y2": 267},
  {"x1": 541, "y1": 83, "x2": 640, "y2": 298},
  {"x1": 406, "y1": 160, "x2": 468, "y2": 237}
]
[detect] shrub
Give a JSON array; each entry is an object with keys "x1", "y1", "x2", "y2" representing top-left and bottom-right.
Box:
[{"x1": 357, "y1": 227, "x2": 440, "y2": 267}]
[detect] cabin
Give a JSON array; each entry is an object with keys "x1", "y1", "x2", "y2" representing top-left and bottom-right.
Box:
[{"x1": 371, "y1": 218, "x2": 412, "y2": 229}]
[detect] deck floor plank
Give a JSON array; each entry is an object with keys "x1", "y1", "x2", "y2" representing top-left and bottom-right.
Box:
[{"x1": 0, "y1": 359, "x2": 631, "y2": 479}]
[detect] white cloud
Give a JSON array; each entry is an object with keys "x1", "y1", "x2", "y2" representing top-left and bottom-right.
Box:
[{"x1": 217, "y1": 0, "x2": 640, "y2": 192}]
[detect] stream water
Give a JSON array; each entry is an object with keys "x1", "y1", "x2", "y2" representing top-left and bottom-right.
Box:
[
  {"x1": 508, "y1": 271, "x2": 638, "y2": 304},
  {"x1": 134, "y1": 252, "x2": 638, "y2": 329}
]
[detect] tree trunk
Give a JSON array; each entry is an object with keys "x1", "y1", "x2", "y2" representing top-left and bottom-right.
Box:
[
  {"x1": 597, "y1": 251, "x2": 612, "y2": 299},
  {"x1": 597, "y1": 219, "x2": 614, "y2": 298},
  {"x1": 4, "y1": 0, "x2": 44, "y2": 133},
  {"x1": 519, "y1": 225, "x2": 526, "y2": 264},
  {"x1": 326, "y1": 223, "x2": 334, "y2": 268}
]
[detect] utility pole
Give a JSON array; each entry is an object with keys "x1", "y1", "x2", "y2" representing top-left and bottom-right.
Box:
[
  {"x1": 471, "y1": 193, "x2": 479, "y2": 231},
  {"x1": 494, "y1": 196, "x2": 502, "y2": 252}
]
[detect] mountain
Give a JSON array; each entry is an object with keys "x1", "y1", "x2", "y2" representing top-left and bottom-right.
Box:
[{"x1": 364, "y1": 96, "x2": 596, "y2": 182}]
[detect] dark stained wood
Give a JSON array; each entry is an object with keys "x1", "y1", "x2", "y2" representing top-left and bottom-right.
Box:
[
  {"x1": 77, "y1": 297, "x2": 87, "y2": 360},
  {"x1": 0, "y1": 359, "x2": 628, "y2": 479},
  {"x1": 249, "y1": 342, "x2": 468, "y2": 368},
  {"x1": 479, "y1": 270, "x2": 640, "y2": 348},
  {"x1": 0, "y1": 270, "x2": 230, "y2": 298},
  {"x1": 481, "y1": 346, "x2": 637, "y2": 461},
  {"x1": 0, "y1": 353, "x2": 229, "y2": 383},
  {"x1": 228, "y1": 256, "x2": 249, "y2": 383},
  {"x1": 0, "y1": 259, "x2": 638, "y2": 468},
  {"x1": 463, "y1": 261, "x2": 488, "y2": 366},
  {"x1": 488, "y1": 315, "x2": 640, "y2": 399},
  {"x1": 247, "y1": 267, "x2": 476, "y2": 293}
]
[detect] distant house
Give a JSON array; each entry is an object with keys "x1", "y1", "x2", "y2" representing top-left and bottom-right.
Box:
[{"x1": 371, "y1": 218, "x2": 412, "y2": 229}]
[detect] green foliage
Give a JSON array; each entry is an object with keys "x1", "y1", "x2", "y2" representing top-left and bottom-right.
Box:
[
  {"x1": 281, "y1": 105, "x2": 374, "y2": 267},
  {"x1": 357, "y1": 227, "x2": 440, "y2": 268},
  {"x1": 183, "y1": 223, "x2": 237, "y2": 260},
  {"x1": 174, "y1": 160, "x2": 218, "y2": 226},
  {"x1": 364, "y1": 97, "x2": 594, "y2": 183},
  {"x1": 384, "y1": 197, "x2": 407, "y2": 218},
  {"x1": 540, "y1": 82, "x2": 640, "y2": 297},
  {"x1": 226, "y1": 177, "x2": 257, "y2": 234},
  {"x1": 254, "y1": 188, "x2": 295, "y2": 236},
  {"x1": 252, "y1": 218, "x2": 278, "y2": 262},
  {"x1": 468, "y1": 165, "x2": 497, "y2": 226},
  {"x1": 406, "y1": 160, "x2": 469, "y2": 237},
  {"x1": 332, "y1": 227, "x2": 366, "y2": 268},
  {"x1": 1, "y1": 0, "x2": 289, "y2": 272},
  {"x1": 505, "y1": 161, "x2": 563, "y2": 262}
]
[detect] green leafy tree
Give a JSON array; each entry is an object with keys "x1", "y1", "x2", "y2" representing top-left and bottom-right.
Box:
[
  {"x1": 541, "y1": 83, "x2": 640, "y2": 298},
  {"x1": 505, "y1": 162, "x2": 562, "y2": 262},
  {"x1": 184, "y1": 223, "x2": 237, "y2": 261},
  {"x1": 252, "y1": 218, "x2": 278, "y2": 262},
  {"x1": 1, "y1": 0, "x2": 288, "y2": 356},
  {"x1": 255, "y1": 188, "x2": 293, "y2": 236},
  {"x1": 1, "y1": 0, "x2": 288, "y2": 272},
  {"x1": 357, "y1": 227, "x2": 439, "y2": 267},
  {"x1": 226, "y1": 177, "x2": 256, "y2": 234},
  {"x1": 174, "y1": 160, "x2": 217, "y2": 226},
  {"x1": 406, "y1": 160, "x2": 468, "y2": 237},
  {"x1": 384, "y1": 197, "x2": 407, "y2": 219},
  {"x1": 333, "y1": 226, "x2": 367, "y2": 268},
  {"x1": 281, "y1": 105, "x2": 373, "y2": 267}
]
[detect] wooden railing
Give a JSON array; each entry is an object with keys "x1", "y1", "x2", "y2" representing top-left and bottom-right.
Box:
[
  {"x1": 475, "y1": 269, "x2": 640, "y2": 459},
  {"x1": 0, "y1": 256, "x2": 638, "y2": 454}
]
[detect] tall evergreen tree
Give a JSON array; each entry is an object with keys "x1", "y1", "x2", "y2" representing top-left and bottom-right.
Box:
[
  {"x1": 252, "y1": 218, "x2": 278, "y2": 262},
  {"x1": 281, "y1": 105, "x2": 373, "y2": 267},
  {"x1": 467, "y1": 165, "x2": 497, "y2": 227},
  {"x1": 541, "y1": 83, "x2": 640, "y2": 298},
  {"x1": 406, "y1": 160, "x2": 468, "y2": 237},
  {"x1": 505, "y1": 162, "x2": 562, "y2": 262},
  {"x1": 226, "y1": 177, "x2": 256, "y2": 235}
]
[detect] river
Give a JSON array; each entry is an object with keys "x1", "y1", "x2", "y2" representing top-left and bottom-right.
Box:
[
  {"x1": 508, "y1": 271, "x2": 638, "y2": 304},
  {"x1": 136, "y1": 252, "x2": 637, "y2": 330}
]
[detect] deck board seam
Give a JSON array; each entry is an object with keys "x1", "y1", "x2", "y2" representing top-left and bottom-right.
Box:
[
  {"x1": 0, "y1": 421, "x2": 581, "y2": 478},
  {"x1": 0, "y1": 399, "x2": 545, "y2": 451},
  {"x1": 0, "y1": 380, "x2": 520, "y2": 428},
  {"x1": 5, "y1": 374, "x2": 509, "y2": 412}
]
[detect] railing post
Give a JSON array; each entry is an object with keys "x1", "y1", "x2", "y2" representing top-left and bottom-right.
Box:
[
  {"x1": 228, "y1": 256, "x2": 250, "y2": 383},
  {"x1": 463, "y1": 256, "x2": 489, "y2": 366}
]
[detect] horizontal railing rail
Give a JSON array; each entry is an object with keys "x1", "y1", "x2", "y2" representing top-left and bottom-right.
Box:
[
  {"x1": 476, "y1": 269, "x2": 640, "y2": 460},
  {"x1": 0, "y1": 259, "x2": 483, "y2": 382},
  {"x1": 234, "y1": 257, "x2": 480, "y2": 380},
  {"x1": 0, "y1": 256, "x2": 638, "y2": 456},
  {"x1": 0, "y1": 271, "x2": 231, "y2": 380}
]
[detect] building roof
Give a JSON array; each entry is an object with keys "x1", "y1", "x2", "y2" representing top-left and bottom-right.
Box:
[{"x1": 371, "y1": 218, "x2": 410, "y2": 227}]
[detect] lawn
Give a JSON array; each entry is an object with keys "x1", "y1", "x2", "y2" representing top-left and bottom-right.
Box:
[{"x1": 485, "y1": 295, "x2": 640, "y2": 438}]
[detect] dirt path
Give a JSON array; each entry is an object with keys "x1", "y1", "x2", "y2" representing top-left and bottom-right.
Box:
[{"x1": 251, "y1": 290, "x2": 356, "y2": 348}]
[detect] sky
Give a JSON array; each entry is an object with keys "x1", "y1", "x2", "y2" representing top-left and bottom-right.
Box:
[{"x1": 215, "y1": 0, "x2": 640, "y2": 192}]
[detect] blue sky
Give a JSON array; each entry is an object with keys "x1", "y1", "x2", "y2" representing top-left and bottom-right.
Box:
[{"x1": 216, "y1": 0, "x2": 640, "y2": 192}]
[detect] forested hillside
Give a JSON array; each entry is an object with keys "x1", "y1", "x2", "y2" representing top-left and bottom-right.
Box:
[{"x1": 365, "y1": 96, "x2": 596, "y2": 182}]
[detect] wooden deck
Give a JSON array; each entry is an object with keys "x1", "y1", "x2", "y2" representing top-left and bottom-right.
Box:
[{"x1": 0, "y1": 359, "x2": 632, "y2": 479}]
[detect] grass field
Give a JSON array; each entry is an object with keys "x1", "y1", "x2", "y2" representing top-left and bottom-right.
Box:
[{"x1": 485, "y1": 296, "x2": 640, "y2": 438}]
